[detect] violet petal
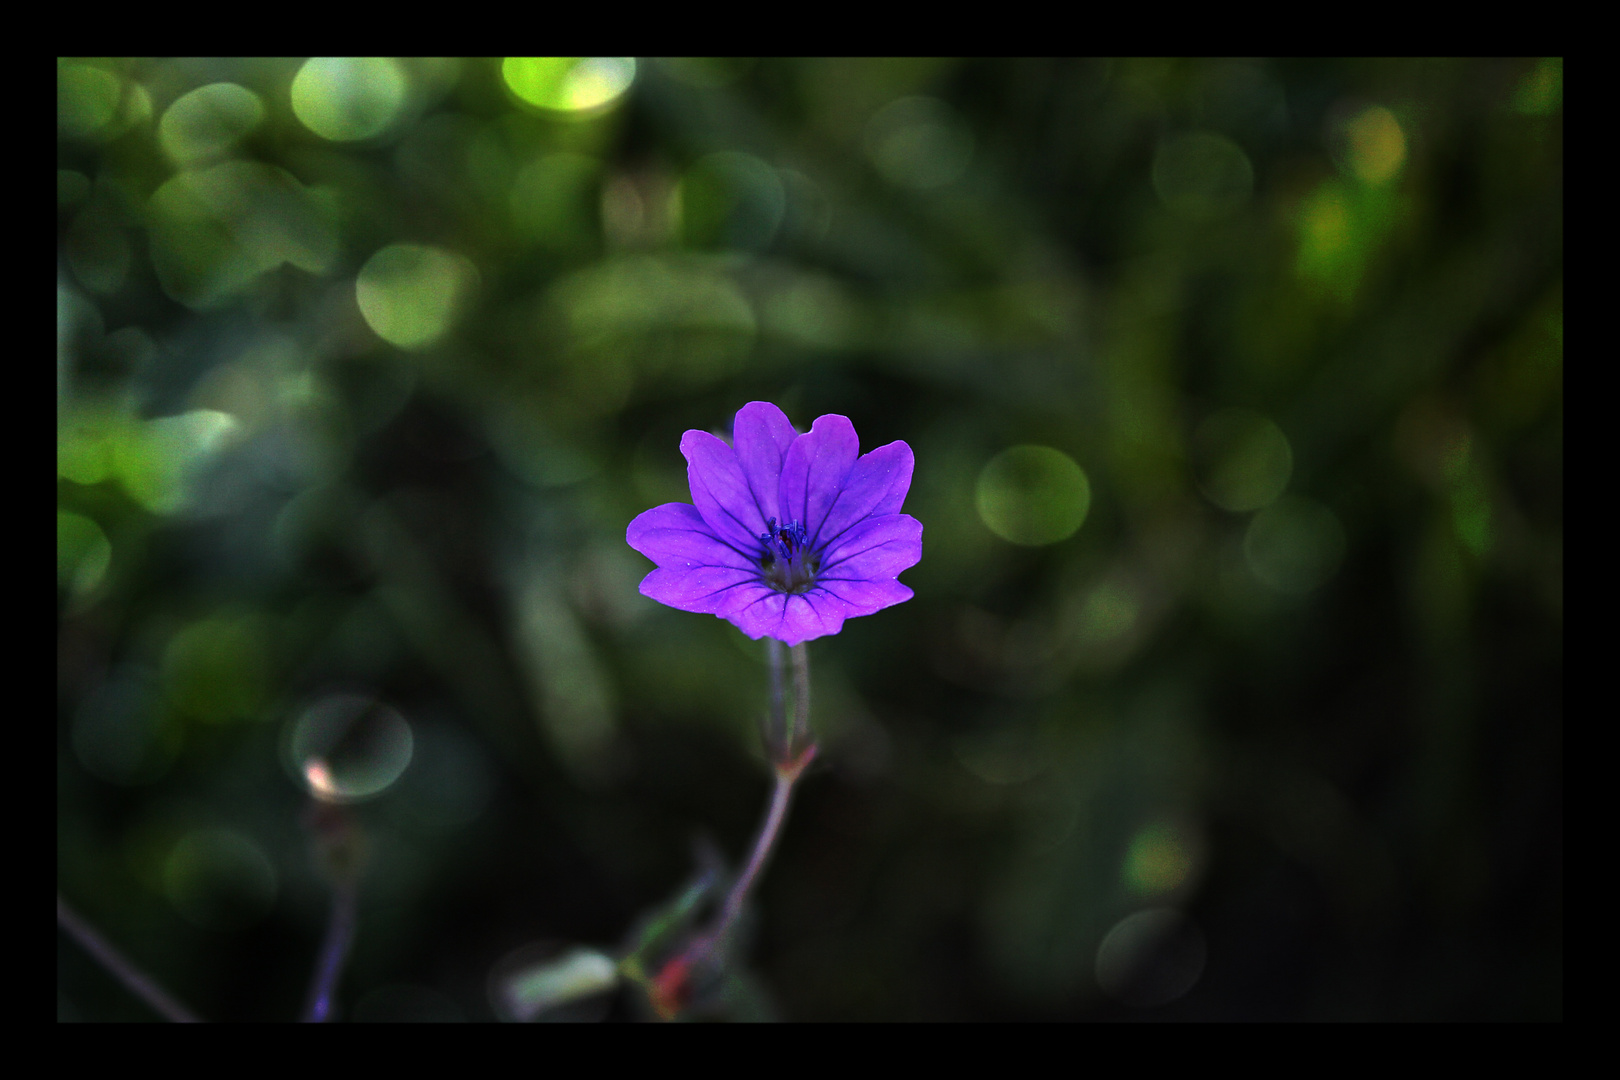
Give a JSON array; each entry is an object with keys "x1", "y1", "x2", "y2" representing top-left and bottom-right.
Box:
[
  {"x1": 778, "y1": 414, "x2": 859, "y2": 545},
  {"x1": 869, "y1": 442, "x2": 915, "y2": 517},
  {"x1": 639, "y1": 565, "x2": 763, "y2": 614},
  {"x1": 814, "y1": 577, "x2": 915, "y2": 617},
  {"x1": 729, "y1": 590, "x2": 849, "y2": 646},
  {"x1": 813, "y1": 440, "x2": 915, "y2": 551},
  {"x1": 732, "y1": 401, "x2": 798, "y2": 529},
  {"x1": 681, "y1": 428, "x2": 766, "y2": 550},
  {"x1": 819, "y1": 514, "x2": 924, "y2": 580},
  {"x1": 627, "y1": 503, "x2": 754, "y2": 570}
]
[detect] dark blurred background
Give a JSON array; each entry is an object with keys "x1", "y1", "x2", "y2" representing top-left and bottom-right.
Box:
[{"x1": 57, "y1": 57, "x2": 1561, "y2": 1021}]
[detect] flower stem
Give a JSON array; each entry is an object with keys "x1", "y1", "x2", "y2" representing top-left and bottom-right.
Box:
[
  {"x1": 717, "y1": 762, "x2": 796, "y2": 938},
  {"x1": 301, "y1": 800, "x2": 366, "y2": 1022},
  {"x1": 303, "y1": 881, "x2": 358, "y2": 1022},
  {"x1": 674, "y1": 644, "x2": 816, "y2": 998},
  {"x1": 765, "y1": 637, "x2": 787, "y2": 759},
  {"x1": 57, "y1": 894, "x2": 202, "y2": 1023},
  {"x1": 790, "y1": 642, "x2": 811, "y2": 758}
]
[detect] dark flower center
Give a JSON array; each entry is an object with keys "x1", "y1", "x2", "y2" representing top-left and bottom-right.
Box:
[{"x1": 760, "y1": 518, "x2": 818, "y2": 593}]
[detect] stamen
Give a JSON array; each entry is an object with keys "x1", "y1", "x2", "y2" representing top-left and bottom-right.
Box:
[
  {"x1": 760, "y1": 518, "x2": 809, "y2": 563},
  {"x1": 759, "y1": 518, "x2": 817, "y2": 593}
]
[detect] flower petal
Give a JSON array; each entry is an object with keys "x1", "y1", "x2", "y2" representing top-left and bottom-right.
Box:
[
  {"x1": 813, "y1": 440, "x2": 915, "y2": 552},
  {"x1": 725, "y1": 590, "x2": 848, "y2": 646},
  {"x1": 869, "y1": 441, "x2": 915, "y2": 517},
  {"x1": 819, "y1": 513, "x2": 923, "y2": 581},
  {"x1": 640, "y1": 566, "x2": 765, "y2": 615},
  {"x1": 627, "y1": 503, "x2": 754, "y2": 570},
  {"x1": 778, "y1": 414, "x2": 859, "y2": 548},
  {"x1": 681, "y1": 428, "x2": 767, "y2": 550},
  {"x1": 732, "y1": 401, "x2": 798, "y2": 529},
  {"x1": 814, "y1": 577, "x2": 914, "y2": 617}
]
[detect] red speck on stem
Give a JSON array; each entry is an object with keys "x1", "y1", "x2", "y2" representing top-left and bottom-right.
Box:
[{"x1": 649, "y1": 954, "x2": 695, "y2": 1020}]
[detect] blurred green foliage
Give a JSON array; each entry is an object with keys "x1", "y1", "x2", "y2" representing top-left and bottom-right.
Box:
[{"x1": 58, "y1": 57, "x2": 1560, "y2": 1021}]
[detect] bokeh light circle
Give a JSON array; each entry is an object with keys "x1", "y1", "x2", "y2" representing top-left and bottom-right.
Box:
[
  {"x1": 291, "y1": 57, "x2": 408, "y2": 142},
  {"x1": 58, "y1": 64, "x2": 123, "y2": 140},
  {"x1": 355, "y1": 243, "x2": 478, "y2": 349},
  {"x1": 163, "y1": 827, "x2": 278, "y2": 930},
  {"x1": 1344, "y1": 106, "x2": 1407, "y2": 185},
  {"x1": 502, "y1": 58, "x2": 635, "y2": 114},
  {"x1": 1152, "y1": 131, "x2": 1254, "y2": 222},
  {"x1": 676, "y1": 151, "x2": 786, "y2": 250},
  {"x1": 1095, "y1": 907, "x2": 1207, "y2": 1007},
  {"x1": 1193, "y1": 408, "x2": 1293, "y2": 512},
  {"x1": 1243, "y1": 495, "x2": 1347, "y2": 594},
  {"x1": 287, "y1": 694, "x2": 414, "y2": 803},
  {"x1": 159, "y1": 82, "x2": 265, "y2": 164},
  {"x1": 976, "y1": 445, "x2": 1091, "y2": 546},
  {"x1": 865, "y1": 96, "x2": 974, "y2": 190},
  {"x1": 58, "y1": 510, "x2": 111, "y2": 596}
]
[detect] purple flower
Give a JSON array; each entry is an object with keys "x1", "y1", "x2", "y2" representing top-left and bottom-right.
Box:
[{"x1": 627, "y1": 402, "x2": 922, "y2": 646}]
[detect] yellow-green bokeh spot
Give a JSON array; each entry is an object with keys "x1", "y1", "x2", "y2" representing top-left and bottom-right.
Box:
[
  {"x1": 356, "y1": 244, "x2": 479, "y2": 350},
  {"x1": 502, "y1": 58, "x2": 635, "y2": 115},
  {"x1": 58, "y1": 510, "x2": 112, "y2": 596},
  {"x1": 1513, "y1": 58, "x2": 1562, "y2": 116},
  {"x1": 976, "y1": 445, "x2": 1092, "y2": 546},
  {"x1": 1152, "y1": 131, "x2": 1254, "y2": 222},
  {"x1": 291, "y1": 57, "x2": 408, "y2": 142},
  {"x1": 159, "y1": 82, "x2": 265, "y2": 165},
  {"x1": 1123, "y1": 819, "x2": 1198, "y2": 897},
  {"x1": 1243, "y1": 496, "x2": 1347, "y2": 595},
  {"x1": 1193, "y1": 408, "x2": 1292, "y2": 512},
  {"x1": 1344, "y1": 106, "x2": 1406, "y2": 186},
  {"x1": 162, "y1": 613, "x2": 270, "y2": 723},
  {"x1": 1295, "y1": 177, "x2": 1398, "y2": 302}
]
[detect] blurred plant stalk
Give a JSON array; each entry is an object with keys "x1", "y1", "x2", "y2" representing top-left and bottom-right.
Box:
[
  {"x1": 57, "y1": 893, "x2": 203, "y2": 1022},
  {"x1": 302, "y1": 799, "x2": 365, "y2": 1022},
  {"x1": 647, "y1": 640, "x2": 817, "y2": 1020}
]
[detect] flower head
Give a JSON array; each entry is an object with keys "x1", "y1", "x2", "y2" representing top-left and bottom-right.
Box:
[{"x1": 627, "y1": 402, "x2": 922, "y2": 646}]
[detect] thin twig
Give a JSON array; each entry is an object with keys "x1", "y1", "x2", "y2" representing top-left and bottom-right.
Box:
[{"x1": 57, "y1": 894, "x2": 202, "y2": 1023}]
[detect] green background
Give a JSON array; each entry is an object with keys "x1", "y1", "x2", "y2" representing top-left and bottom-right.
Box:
[{"x1": 58, "y1": 57, "x2": 1561, "y2": 1020}]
